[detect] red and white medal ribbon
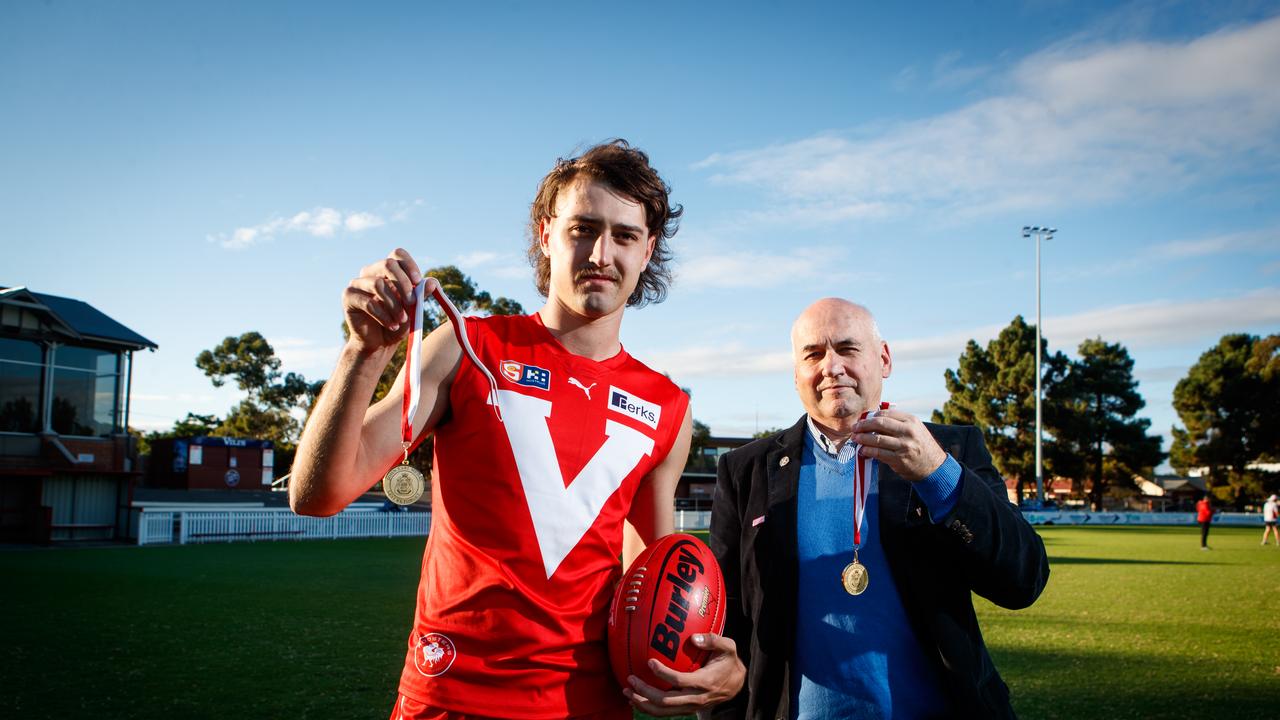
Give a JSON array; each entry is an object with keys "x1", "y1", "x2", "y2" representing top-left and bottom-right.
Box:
[
  {"x1": 400, "y1": 280, "x2": 427, "y2": 445},
  {"x1": 852, "y1": 401, "x2": 892, "y2": 548},
  {"x1": 399, "y1": 279, "x2": 503, "y2": 448}
]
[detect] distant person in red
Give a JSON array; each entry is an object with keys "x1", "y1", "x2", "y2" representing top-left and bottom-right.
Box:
[{"x1": 1197, "y1": 493, "x2": 1214, "y2": 550}]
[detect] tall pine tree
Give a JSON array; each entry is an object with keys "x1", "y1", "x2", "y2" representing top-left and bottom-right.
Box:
[
  {"x1": 934, "y1": 316, "x2": 1069, "y2": 501},
  {"x1": 1053, "y1": 338, "x2": 1164, "y2": 510}
]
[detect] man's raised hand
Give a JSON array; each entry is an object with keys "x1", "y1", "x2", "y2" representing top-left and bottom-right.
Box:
[
  {"x1": 342, "y1": 248, "x2": 428, "y2": 352},
  {"x1": 851, "y1": 408, "x2": 948, "y2": 482}
]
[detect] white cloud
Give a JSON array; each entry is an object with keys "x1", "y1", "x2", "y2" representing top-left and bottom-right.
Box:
[
  {"x1": 211, "y1": 204, "x2": 399, "y2": 249},
  {"x1": 696, "y1": 15, "x2": 1280, "y2": 220},
  {"x1": 655, "y1": 288, "x2": 1280, "y2": 377},
  {"x1": 288, "y1": 208, "x2": 342, "y2": 237},
  {"x1": 344, "y1": 212, "x2": 385, "y2": 232},
  {"x1": 678, "y1": 246, "x2": 867, "y2": 289},
  {"x1": 270, "y1": 336, "x2": 343, "y2": 376},
  {"x1": 391, "y1": 199, "x2": 426, "y2": 223},
  {"x1": 1134, "y1": 365, "x2": 1190, "y2": 384},
  {"x1": 1045, "y1": 288, "x2": 1280, "y2": 350},
  {"x1": 455, "y1": 251, "x2": 502, "y2": 267},
  {"x1": 646, "y1": 342, "x2": 793, "y2": 378},
  {"x1": 1146, "y1": 228, "x2": 1280, "y2": 261},
  {"x1": 130, "y1": 392, "x2": 218, "y2": 403}
]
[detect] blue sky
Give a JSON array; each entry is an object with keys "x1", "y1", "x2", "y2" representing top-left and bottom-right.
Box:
[{"x1": 4, "y1": 1, "x2": 1279, "y2": 469}]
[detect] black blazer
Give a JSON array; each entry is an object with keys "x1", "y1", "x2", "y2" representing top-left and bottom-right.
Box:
[{"x1": 705, "y1": 416, "x2": 1050, "y2": 719}]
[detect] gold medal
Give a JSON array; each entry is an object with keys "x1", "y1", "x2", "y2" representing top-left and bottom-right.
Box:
[
  {"x1": 841, "y1": 560, "x2": 869, "y2": 595},
  {"x1": 383, "y1": 461, "x2": 425, "y2": 505}
]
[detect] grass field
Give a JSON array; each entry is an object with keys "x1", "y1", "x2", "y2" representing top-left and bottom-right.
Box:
[{"x1": 3, "y1": 526, "x2": 1277, "y2": 719}]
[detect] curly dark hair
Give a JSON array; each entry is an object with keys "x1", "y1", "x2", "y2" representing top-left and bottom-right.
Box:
[{"x1": 527, "y1": 139, "x2": 681, "y2": 308}]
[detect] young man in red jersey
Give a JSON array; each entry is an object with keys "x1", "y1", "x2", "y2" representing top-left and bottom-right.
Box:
[{"x1": 290, "y1": 141, "x2": 745, "y2": 719}]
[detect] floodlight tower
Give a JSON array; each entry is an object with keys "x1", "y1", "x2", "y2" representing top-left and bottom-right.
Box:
[{"x1": 1022, "y1": 225, "x2": 1056, "y2": 505}]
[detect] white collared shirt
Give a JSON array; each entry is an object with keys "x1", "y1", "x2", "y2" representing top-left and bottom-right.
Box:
[{"x1": 805, "y1": 415, "x2": 858, "y2": 464}]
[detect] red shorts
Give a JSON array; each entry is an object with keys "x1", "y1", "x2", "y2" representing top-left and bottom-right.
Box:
[{"x1": 389, "y1": 694, "x2": 633, "y2": 720}]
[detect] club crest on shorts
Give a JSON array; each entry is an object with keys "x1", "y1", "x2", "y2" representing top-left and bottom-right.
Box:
[
  {"x1": 608, "y1": 386, "x2": 660, "y2": 429},
  {"x1": 500, "y1": 360, "x2": 551, "y2": 391},
  {"x1": 413, "y1": 632, "x2": 457, "y2": 677}
]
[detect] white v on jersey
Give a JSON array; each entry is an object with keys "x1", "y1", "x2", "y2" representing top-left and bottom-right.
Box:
[{"x1": 397, "y1": 313, "x2": 688, "y2": 719}]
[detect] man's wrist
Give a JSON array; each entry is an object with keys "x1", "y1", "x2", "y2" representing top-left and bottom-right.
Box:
[{"x1": 915, "y1": 454, "x2": 963, "y2": 523}]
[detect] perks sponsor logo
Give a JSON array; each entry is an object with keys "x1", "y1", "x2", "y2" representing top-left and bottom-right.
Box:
[
  {"x1": 608, "y1": 386, "x2": 660, "y2": 429},
  {"x1": 500, "y1": 360, "x2": 551, "y2": 391},
  {"x1": 413, "y1": 632, "x2": 457, "y2": 677}
]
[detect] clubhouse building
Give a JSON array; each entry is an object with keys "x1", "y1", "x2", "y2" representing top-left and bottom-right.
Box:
[{"x1": 0, "y1": 287, "x2": 156, "y2": 543}]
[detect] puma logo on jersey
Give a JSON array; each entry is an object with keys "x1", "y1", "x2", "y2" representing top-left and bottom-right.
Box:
[
  {"x1": 568, "y1": 377, "x2": 597, "y2": 399},
  {"x1": 608, "y1": 387, "x2": 661, "y2": 429},
  {"x1": 495, "y1": 389, "x2": 655, "y2": 578}
]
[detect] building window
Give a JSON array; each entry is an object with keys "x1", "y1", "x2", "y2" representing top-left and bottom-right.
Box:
[
  {"x1": 51, "y1": 345, "x2": 121, "y2": 437},
  {"x1": 0, "y1": 337, "x2": 44, "y2": 433}
]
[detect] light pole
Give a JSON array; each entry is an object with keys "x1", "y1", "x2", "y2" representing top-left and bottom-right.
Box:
[{"x1": 1023, "y1": 226, "x2": 1055, "y2": 506}]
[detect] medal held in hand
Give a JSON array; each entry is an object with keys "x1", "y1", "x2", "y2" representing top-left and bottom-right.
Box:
[
  {"x1": 383, "y1": 279, "x2": 428, "y2": 506},
  {"x1": 842, "y1": 401, "x2": 890, "y2": 596}
]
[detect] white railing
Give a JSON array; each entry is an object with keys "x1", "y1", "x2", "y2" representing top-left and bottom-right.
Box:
[
  {"x1": 138, "y1": 511, "x2": 179, "y2": 546},
  {"x1": 137, "y1": 508, "x2": 431, "y2": 546},
  {"x1": 675, "y1": 510, "x2": 711, "y2": 532}
]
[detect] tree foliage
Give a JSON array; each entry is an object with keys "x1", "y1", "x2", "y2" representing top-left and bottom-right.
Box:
[
  {"x1": 687, "y1": 418, "x2": 713, "y2": 471},
  {"x1": 187, "y1": 332, "x2": 321, "y2": 447},
  {"x1": 1171, "y1": 333, "x2": 1280, "y2": 503},
  {"x1": 139, "y1": 413, "x2": 224, "y2": 456},
  {"x1": 1051, "y1": 338, "x2": 1164, "y2": 510},
  {"x1": 933, "y1": 316, "x2": 1069, "y2": 501}
]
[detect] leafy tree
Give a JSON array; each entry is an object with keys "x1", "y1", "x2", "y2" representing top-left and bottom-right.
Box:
[
  {"x1": 934, "y1": 316, "x2": 1069, "y2": 502},
  {"x1": 687, "y1": 419, "x2": 713, "y2": 472},
  {"x1": 1052, "y1": 338, "x2": 1164, "y2": 510},
  {"x1": 215, "y1": 400, "x2": 299, "y2": 446},
  {"x1": 193, "y1": 332, "x2": 316, "y2": 447},
  {"x1": 170, "y1": 412, "x2": 222, "y2": 437},
  {"x1": 139, "y1": 413, "x2": 225, "y2": 462},
  {"x1": 1171, "y1": 333, "x2": 1280, "y2": 504}
]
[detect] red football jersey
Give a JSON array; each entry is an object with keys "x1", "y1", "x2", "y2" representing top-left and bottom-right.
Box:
[{"x1": 396, "y1": 313, "x2": 689, "y2": 719}]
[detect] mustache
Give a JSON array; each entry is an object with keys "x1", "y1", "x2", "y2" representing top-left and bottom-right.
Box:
[{"x1": 573, "y1": 265, "x2": 621, "y2": 284}]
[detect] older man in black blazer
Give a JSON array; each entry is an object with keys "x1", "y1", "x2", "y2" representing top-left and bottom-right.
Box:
[{"x1": 705, "y1": 298, "x2": 1049, "y2": 719}]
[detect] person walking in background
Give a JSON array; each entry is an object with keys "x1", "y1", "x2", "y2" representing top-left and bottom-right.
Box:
[
  {"x1": 1197, "y1": 493, "x2": 1215, "y2": 550},
  {"x1": 1262, "y1": 494, "x2": 1279, "y2": 546}
]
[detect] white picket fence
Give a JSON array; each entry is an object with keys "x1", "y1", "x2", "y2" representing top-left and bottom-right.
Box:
[
  {"x1": 675, "y1": 510, "x2": 711, "y2": 532},
  {"x1": 137, "y1": 508, "x2": 432, "y2": 546},
  {"x1": 135, "y1": 507, "x2": 1264, "y2": 546}
]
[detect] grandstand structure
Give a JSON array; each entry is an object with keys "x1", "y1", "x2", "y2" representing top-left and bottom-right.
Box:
[{"x1": 0, "y1": 286, "x2": 156, "y2": 542}]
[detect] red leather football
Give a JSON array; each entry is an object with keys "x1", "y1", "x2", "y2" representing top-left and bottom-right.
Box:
[{"x1": 607, "y1": 533, "x2": 726, "y2": 690}]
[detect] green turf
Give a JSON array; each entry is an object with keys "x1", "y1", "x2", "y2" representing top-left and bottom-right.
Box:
[
  {"x1": 3, "y1": 527, "x2": 1277, "y2": 719},
  {"x1": 977, "y1": 526, "x2": 1280, "y2": 719}
]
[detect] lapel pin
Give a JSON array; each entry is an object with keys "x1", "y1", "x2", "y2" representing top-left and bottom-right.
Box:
[{"x1": 779, "y1": 456, "x2": 790, "y2": 467}]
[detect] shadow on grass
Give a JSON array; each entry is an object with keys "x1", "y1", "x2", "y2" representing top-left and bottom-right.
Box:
[
  {"x1": 1047, "y1": 556, "x2": 1200, "y2": 566},
  {"x1": 994, "y1": 644, "x2": 1275, "y2": 719}
]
